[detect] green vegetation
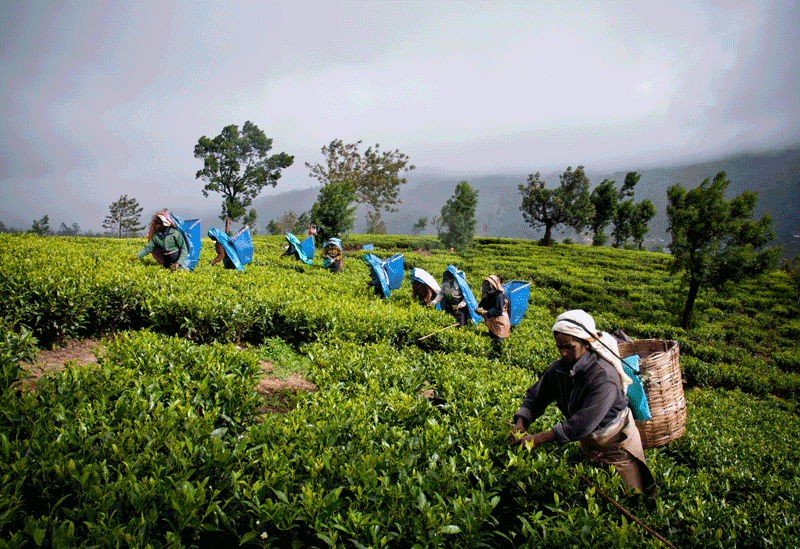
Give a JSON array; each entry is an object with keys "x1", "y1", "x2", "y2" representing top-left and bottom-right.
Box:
[
  {"x1": 194, "y1": 121, "x2": 294, "y2": 233},
  {"x1": 0, "y1": 233, "x2": 798, "y2": 547}
]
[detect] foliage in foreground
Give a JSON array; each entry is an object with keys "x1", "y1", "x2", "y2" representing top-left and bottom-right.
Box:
[{"x1": 0, "y1": 234, "x2": 798, "y2": 547}]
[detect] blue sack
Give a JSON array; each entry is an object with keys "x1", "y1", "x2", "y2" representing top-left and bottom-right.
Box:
[
  {"x1": 621, "y1": 355, "x2": 652, "y2": 421},
  {"x1": 208, "y1": 227, "x2": 245, "y2": 271}
]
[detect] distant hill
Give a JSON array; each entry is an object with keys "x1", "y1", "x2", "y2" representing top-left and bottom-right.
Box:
[{"x1": 199, "y1": 145, "x2": 800, "y2": 256}]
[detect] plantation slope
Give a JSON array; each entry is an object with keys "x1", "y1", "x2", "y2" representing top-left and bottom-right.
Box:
[{"x1": 1, "y1": 233, "x2": 798, "y2": 547}]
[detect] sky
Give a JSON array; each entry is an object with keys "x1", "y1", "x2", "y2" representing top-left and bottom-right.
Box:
[{"x1": 1, "y1": 0, "x2": 798, "y2": 232}]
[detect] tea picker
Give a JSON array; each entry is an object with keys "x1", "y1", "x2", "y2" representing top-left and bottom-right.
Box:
[
  {"x1": 131, "y1": 211, "x2": 193, "y2": 271},
  {"x1": 208, "y1": 225, "x2": 252, "y2": 271},
  {"x1": 429, "y1": 266, "x2": 482, "y2": 327},
  {"x1": 510, "y1": 309, "x2": 658, "y2": 499}
]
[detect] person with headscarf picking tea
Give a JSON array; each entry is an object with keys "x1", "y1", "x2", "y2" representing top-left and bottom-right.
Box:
[
  {"x1": 131, "y1": 212, "x2": 188, "y2": 271},
  {"x1": 430, "y1": 269, "x2": 470, "y2": 326},
  {"x1": 474, "y1": 275, "x2": 510, "y2": 342},
  {"x1": 510, "y1": 309, "x2": 657, "y2": 500}
]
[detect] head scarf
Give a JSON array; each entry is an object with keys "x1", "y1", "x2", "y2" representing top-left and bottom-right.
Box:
[
  {"x1": 552, "y1": 309, "x2": 632, "y2": 393},
  {"x1": 147, "y1": 211, "x2": 175, "y2": 241},
  {"x1": 481, "y1": 275, "x2": 504, "y2": 299}
]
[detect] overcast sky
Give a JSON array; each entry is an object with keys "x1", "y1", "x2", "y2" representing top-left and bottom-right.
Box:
[{"x1": 1, "y1": 0, "x2": 798, "y2": 232}]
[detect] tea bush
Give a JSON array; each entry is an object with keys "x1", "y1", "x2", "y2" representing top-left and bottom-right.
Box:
[{"x1": 1, "y1": 233, "x2": 799, "y2": 547}]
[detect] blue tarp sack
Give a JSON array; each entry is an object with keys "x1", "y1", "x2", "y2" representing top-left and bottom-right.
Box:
[
  {"x1": 501, "y1": 280, "x2": 531, "y2": 325},
  {"x1": 300, "y1": 235, "x2": 315, "y2": 259},
  {"x1": 231, "y1": 226, "x2": 253, "y2": 265},
  {"x1": 442, "y1": 265, "x2": 482, "y2": 324},
  {"x1": 284, "y1": 233, "x2": 313, "y2": 264},
  {"x1": 208, "y1": 227, "x2": 245, "y2": 271},
  {"x1": 169, "y1": 213, "x2": 199, "y2": 271},
  {"x1": 363, "y1": 253, "x2": 390, "y2": 299},
  {"x1": 621, "y1": 354, "x2": 652, "y2": 421}
]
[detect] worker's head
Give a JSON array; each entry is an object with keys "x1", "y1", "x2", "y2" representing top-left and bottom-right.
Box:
[
  {"x1": 482, "y1": 275, "x2": 502, "y2": 297},
  {"x1": 553, "y1": 332, "x2": 588, "y2": 364},
  {"x1": 551, "y1": 309, "x2": 599, "y2": 364},
  {"x1": 148, "y1": 212, "x2": 173, "y2": 241}
]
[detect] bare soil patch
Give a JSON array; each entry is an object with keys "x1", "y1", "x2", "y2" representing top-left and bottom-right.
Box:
[
  {"x1": 20, "y1": 339, "x2": 316, "y2": 416},
  {"x1": 22, "y1": 339, "x2": 101, "y2": 388},
  {"x1": 254, "y1": 360, "x2": 317, "y2": 415}
]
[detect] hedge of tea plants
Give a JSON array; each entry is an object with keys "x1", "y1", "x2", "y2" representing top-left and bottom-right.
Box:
[{"x1": 0, "y1": 233, "x2": 798, "y2": 548}]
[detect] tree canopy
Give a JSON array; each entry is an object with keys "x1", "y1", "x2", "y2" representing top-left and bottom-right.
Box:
[
  {"x1": 310, "y1": 182, "x2": 357, "y2": 244},
  {"x1": 518, "y1": 166, "x2": 594, "y2": 246},
  {"x1": 195, "y1": 121, "x2": 294, "y2": 233},
  {"x1": 30, "y1": 215, "x2": 50, "y2": 236},
  {"x1": 438, "y1": 181, "x2": 478, "y2": 252},
  {"x1": 305, "y1": 139, "x2": 414, "y2": 228},
  {"x1": 102, "y1": 195, "x2": 144, "y2": 238},
  {"x1": 667, "y1": 171, "x2": 781, "y2": 329}
]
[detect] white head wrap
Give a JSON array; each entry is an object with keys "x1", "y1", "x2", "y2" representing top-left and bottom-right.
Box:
[
  {"x1": 157, "y1": 214, "x2": 171, "y2": 226},
  {"x1": 552, "y1": 309, "x2": 632, "y2": 393}
]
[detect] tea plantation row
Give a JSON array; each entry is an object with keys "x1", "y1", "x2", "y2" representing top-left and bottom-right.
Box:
[{"x1": 0, "y1": 233, "x2": 798, "y2": 548}]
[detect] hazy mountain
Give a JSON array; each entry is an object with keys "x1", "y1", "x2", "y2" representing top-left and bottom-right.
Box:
[{"x1": 194, "y1": 145, "x2": 799, "y2": 257}]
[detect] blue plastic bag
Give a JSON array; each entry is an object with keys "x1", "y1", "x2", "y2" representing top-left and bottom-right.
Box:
[{"x1": 621, "y1": 355, "x2": 652, "y2": 421}]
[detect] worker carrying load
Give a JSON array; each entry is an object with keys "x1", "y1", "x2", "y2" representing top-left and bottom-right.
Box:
[
  {"x1": 131, "y1": 211, "x2": 191, "y2": 271},
  {"x1": 208, "y1": 226, "x2": 251, "y2": 271},
  {"x1": 475, "y1": 275, "x2": 511, "y2": 342},
  {"x1": 510, "y1": 309, "x2": 658, "y2": 503},
  {"x1": 410, "y1": 267, "x2": 440, "y2": 307},
  {"x1": 322, "y1": 238, "x2": 344, "y2": 273},
  {"x1": 363, "y1": 253, "x2": 391, "y2": 298},
  {"x1": 282, "y1": 232, "x2": 313, "y2": 265},
  {"x1": 429, "y1": 266, "x2": 482, "y2": 326}
]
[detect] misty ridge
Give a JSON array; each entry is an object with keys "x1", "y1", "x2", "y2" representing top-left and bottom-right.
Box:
[
  {"x1": 242, "y1": 144, "x2": 799, "y2": 254},
  {"x1": 5, "y1": 145, "x2": 798, "y2": 257}
]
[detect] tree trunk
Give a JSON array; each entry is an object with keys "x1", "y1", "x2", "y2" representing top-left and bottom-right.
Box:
[
  {"x1": 542, "y1": 224, "x2": 553, "y2": 246},
  {"x1": 225, "y1": 217, "x2": 231, "y2": 235},
  {"x1": 680, "y1": 277, "x2": 702, "y2": 330}
]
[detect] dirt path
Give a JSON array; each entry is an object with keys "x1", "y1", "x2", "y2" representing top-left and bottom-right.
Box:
[{"x1": 23, "y1": 339, "x2": 315, "y2": 414}]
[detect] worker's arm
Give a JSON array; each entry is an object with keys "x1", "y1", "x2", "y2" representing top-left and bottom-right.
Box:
[{"x1": 135, "y1": 238, "x2": 157, "y2": 260}]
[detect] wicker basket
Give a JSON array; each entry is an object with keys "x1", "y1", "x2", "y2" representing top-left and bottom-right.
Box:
[{"x1": 617, "y1": 339, "x2": 686, "y2": 449}]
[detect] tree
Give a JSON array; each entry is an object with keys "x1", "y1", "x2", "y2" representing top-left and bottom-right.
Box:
[
  {"x1": 305, "y1": 139, "x2": 415, "y2": 225},
  {"x1": 518, "y1": 166, "x2": 594, "y2": 246},
  {"x1": 589, "y1": 179, "x2": 618, "y2": 245},
  {"x1": 242, "y1": 209, "x2": 258, "y2": 235},
  {"x1": 195, "y1": 121, "x2": 294, "y2": 233},
  {"x1": 589, "y1": 171, "x2": 640, "y2": 246},
  {"x1": 412, "y1": 217, "x2": 428, "y2": 236},
  {"x1": 30, "y1": 215, "x2": 50, "y2": 236},
  {"x1": 784, "y1": 252, "x2": 800, "y2": 304},
  {"x1": 667, "y1": 171, "x2": 781, "y2": 329},
  {"x1": 629, "y1": 200, "x2": 656, "y2": 250},
  {"x1": 57, "y1": 222, "x2": 81, "y2": 237},
  {"x1": 293, "y1": 212, "x2": 311, "y2": 235},
  {"x1": 266, "y1": 219, "x2": 281, "y2": 236},
  {"x1": 102, "y1": 195, "x2": 144, "y2": 237},
  {"x1": 366, "y1": 211, "x2": 387, "y2": 234},
  {"x1": 431, "y1": 215, "x2": 444, "y2": 235},
  {"x1": 310, "y1": 182, "x2": 358, "y2": 244},
  {"x1": 438, "y1": 181, "x2": 478, "y2": 252},
  {"x1": 611, "y1": 200, "x2": 634, "y2": 247}
]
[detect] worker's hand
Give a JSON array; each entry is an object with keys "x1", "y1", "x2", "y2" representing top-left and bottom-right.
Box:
[
  {"x1": 455, "y1": 302, "x2": 466, "y2": 310},
  {"x1": 170, "y1": 263, "x2": 179, "y2": 272},
  {"x1": 510, "y1": 433, "x2": 539, "y2": 450},
  {"x1": 129, "y1": 257, "x2": 137, "y2": 264},
  {"x1": 475, "y1": 307, "x2": 487, "y2": 316}
]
